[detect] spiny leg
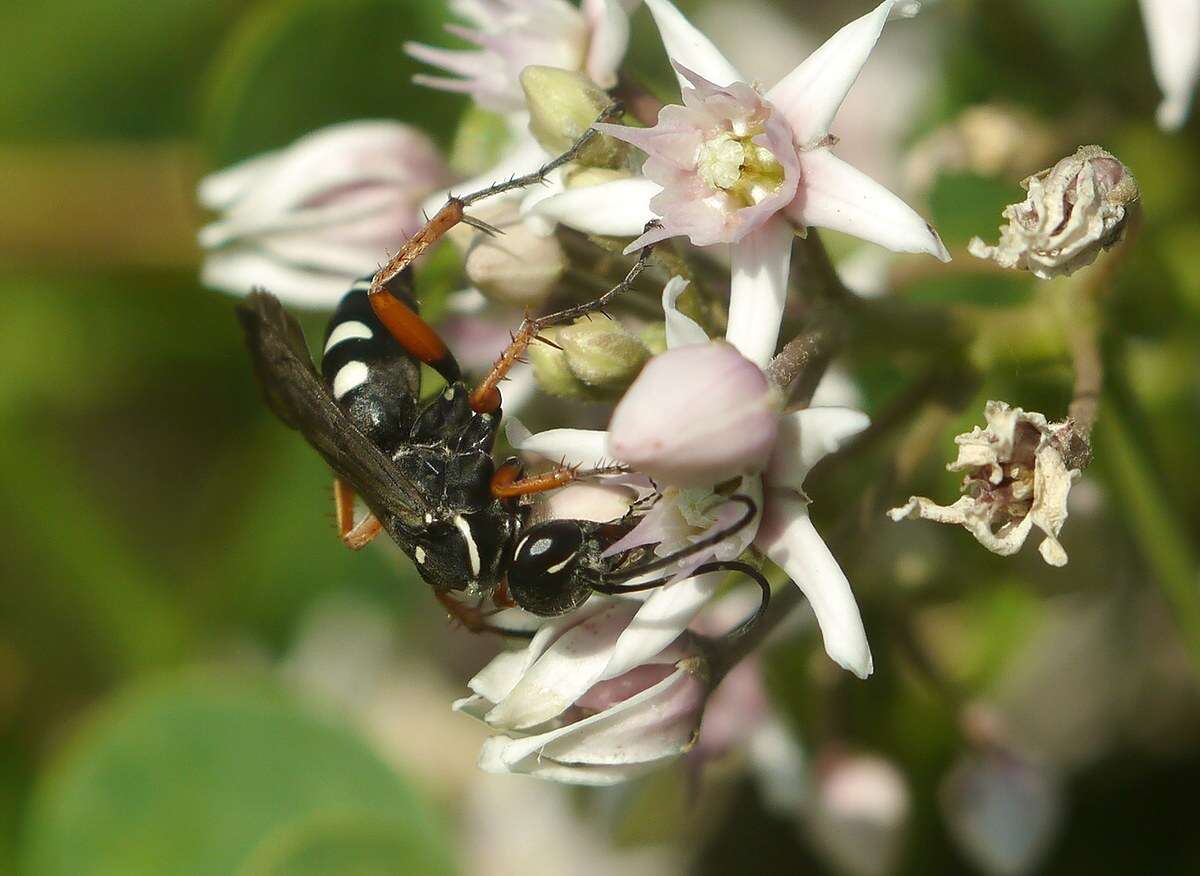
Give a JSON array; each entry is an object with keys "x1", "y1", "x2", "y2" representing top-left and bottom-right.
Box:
[
  {"x1": 468, "y1": 223, "x2": 663, "y2": 414},
  {"x1": 491, "y1": 458, "x2": 630, "y2": 499},
  {"x1": 435, "y1": 591, "x2": 534, "y2": 639},
  {"x1": 367, "y1": 102, "x2": 624, "y2": 298},
  {"x1": 334, "y1": 478, "x2": 383, "y2": 550}
]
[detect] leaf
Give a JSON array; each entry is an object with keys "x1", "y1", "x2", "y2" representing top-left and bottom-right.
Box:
[
  {"x1": 239, "y1": 814, "x2": 455, "y2": 876},
  {"x1": 202, "y1": 0, "x2": 464, "y2": 165},
  {"x1": 927, "y1": 172, "x2": 1016, "y2": 249},
  {"x1": 23, "y1": 675, "x2": 454, "y2": 876}
]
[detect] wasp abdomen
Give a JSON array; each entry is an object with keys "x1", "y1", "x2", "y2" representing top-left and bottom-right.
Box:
[{"x1": 321, "y1": 277, "x2": 421, "y2": 452}]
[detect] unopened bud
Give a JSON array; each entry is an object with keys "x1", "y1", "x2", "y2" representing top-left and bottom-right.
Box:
[
  {"x1": 808, "y1": 752, "x2": 911, "y2": 876},
  {"x1": 520, "y1": 66, "x2": 628, "y2": 169},
  {"x1": 969, "y1": 145, "x2": 1139, "y2": 279},
  {"x1": 530, "y1": 318, "x2": 649, "y2": 400},
  {"x1": 608, "y1": 342, "x2": 779, "y2": 488},
  {"x1": 450, "y1": 201, "x2": 566, "y2": 307}
]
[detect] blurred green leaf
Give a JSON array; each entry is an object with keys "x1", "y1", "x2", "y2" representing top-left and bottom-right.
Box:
[
  {"x1": 0, "y1": 0, "x2": 238, "y2": 141},
  {"x1": 1021, "y1": 0, "x2": 1129, "y2": 62},
  {"x1": 239, "y1": 814, "x2": 454, "y2": 876},
  {"x1": 904, "y1": 273, "x2": 1033, "y2": 308},
  {"x1": 23, "y1": 674, "x2": 454, "y2": 876},
  {"x1": 927, "y1": 172, "x2": 1015, "y2": 248},
  {"x1": 202, "y1": 0, "x2": 463, "y2": 165}
]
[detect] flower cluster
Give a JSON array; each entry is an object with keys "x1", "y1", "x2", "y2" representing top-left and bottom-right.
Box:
[{"x1": 200, "y1": 0, "x2": 1142, "y2": 791}]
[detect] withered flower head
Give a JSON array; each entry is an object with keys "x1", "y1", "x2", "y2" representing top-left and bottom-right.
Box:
[
  {"x1": 968, "y1": 145, "x2": 1138, "y2": 279},
  {"x1": 888, "y1": 401, "x2": 1081, "y2": 566}
]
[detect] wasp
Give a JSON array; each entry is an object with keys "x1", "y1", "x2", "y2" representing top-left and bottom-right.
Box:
[{"x1": 237, "y1": 117, "x2": 769, "y2": 634}]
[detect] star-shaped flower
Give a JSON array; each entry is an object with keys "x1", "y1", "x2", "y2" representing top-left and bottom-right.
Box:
[{"x1": 529, "y1": 0, "x2": 949, "y2": 368}]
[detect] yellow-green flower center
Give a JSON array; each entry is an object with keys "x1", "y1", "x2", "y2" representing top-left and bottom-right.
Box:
[{"x1": 696, "y1": 130, "x2": 785, "y2": 208}]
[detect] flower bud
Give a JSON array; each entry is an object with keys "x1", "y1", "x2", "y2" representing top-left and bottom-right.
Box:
[
  {"x1": 608, "y1": 342, "x2": 779, "y2": 488},
  {"x1": 530, "y1": 318, "x2": 649, "y2": 400},
  {"x1": 808, "y1": 752, "x2": 911, "y2": 876},
  {"x1": 968, "y1": 145, "x2": 1139, "y2": 279},
  {"x1": 889, "y1": 401, "x2": 1080, "y2": 566},
  {"x1": 520, "y1": 66, "x2": 628, "y2": 169},
  {"x1": 449, "y1": 201, "x2": 566, "y2": 307},
  {"x1": 941, "y1": 750, "x2": 1062, "y2": 876}
]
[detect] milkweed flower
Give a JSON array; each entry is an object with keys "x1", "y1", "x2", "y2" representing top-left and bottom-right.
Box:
[
  {"x1": 1139, "y1": 0, "x2": 1200, "y2": 130},
  {"x1": 512, "y1": 277, "x2": 874, "y2": 679},
  {"x1": 197, "y1": 122, "x2": 450, "y2": 307},
  {"x1": 968, "y1": 146, "x2": 1139, "y2": 280},
  {"x1": 529, "y1": 0, "x2": 949, "y2": 368},
  {"x1": 889, "y1": 401, "x2": 1081, "y2": 567},
  {"x1": 406, "y1": 0, "x2": 639, "y2": 116},
  {"x1": 456, "y1": 601, "x2": 710, "y2": 784}
]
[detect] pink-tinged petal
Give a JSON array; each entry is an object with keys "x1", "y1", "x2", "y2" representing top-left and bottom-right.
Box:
[
  {"x1": 508, "y1": 424, "x2": 612, "y2": 469},
  {"x1": 538, "y1": 481, "x2": 639, "y2": 524},
  {"x1": 766, "y1": 0, "x2": 898, "y2": 145},
  {"x1": 662, "y1": 276, "x2": 709, "y2": 348},
  {"x1": 485, "y1": 602, "x2": 639, "y2": 729},
  {"x1": 583, "y1": 0, "x2": 631, "y2": 88},
  {"x1": 757, "y1": 496, "x2": 872, "y2": 678},
  {"x1": 644, "y1": 0, "x2": 742, "y2": 89},
  {"x1": 197, "y1": 151, "x2": 279, "y2": 210},
  {"x1": 603, "y1": 571, "x2": 723, "y2": 678},
  {"x1": 727, "y1": 216, "x2": 794, "y2": 369},
  {"x1": 526, "y1": 177, "x2": 661, "y2": 236},
  {"x1": 1139, "y1": 0, "x2": 1200, "y2": 130},
  {"x1": 200, "y1": 250, "x2": 351, "y2": 309},
  {"x1": 477, "y1": 663, "x2": 705, "y2": 779},
  {"x1": 608, "y1": 343, "x2": 778, "y2": 488},
  {"x1": 790, "y1": 148, "x2": 950, "y2": 261},
  {"x1": 768, "y1": 407, "x2": 871, "y2": 491}
]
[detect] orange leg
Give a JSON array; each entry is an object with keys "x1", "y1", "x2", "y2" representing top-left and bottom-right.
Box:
[
  {"x1": 490, "y1": 464, "x2": 579, "y2": 499},
  {"x1": 468, "y1": 221, "x2": 664, "y2": 414},
  {"x1": 366, "y1": 278, "x2": 461, "y2": 383},
  {"x1": 335, "y1": 478, "x2": 383, "y2": 550},
  {"x1": 435, "y1": 591, "x2": 527, "y2": 637}
]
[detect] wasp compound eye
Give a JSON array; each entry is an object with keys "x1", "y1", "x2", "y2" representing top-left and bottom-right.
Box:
[{"x1": 507, "y1": 520, "x2": 591, "y2": 616}]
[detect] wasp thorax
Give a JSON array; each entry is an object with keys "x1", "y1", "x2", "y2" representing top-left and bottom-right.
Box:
[{"x1": 507, "y1": 520, "x2": 592, "y2": 616}]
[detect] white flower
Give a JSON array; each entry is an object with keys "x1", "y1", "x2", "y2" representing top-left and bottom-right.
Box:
[
  {"x1": 512, "y1": 277, "x2": 875, "y2": 679},
  {"x1": 1139, "y1": 0, "x2": 1200, "y2": 130},
  {"x1": 528, "y1": 0, "x2": 948, "y2": 369},
  {"x1": 456, "y1": 601, "x2": 709, "y2": 784},
  {"x1": 197, "y1": 122, "x2": 449, "y2": 307},
  {"x1": 406, "y1": 0, "x2": 638, "y2": 115},
  {"x1": 889, "y1": 401, "x2": 1081, "y2": 567},
  {"x1": 968, "y1": 145, "x2": 1139, "y2": 280}
]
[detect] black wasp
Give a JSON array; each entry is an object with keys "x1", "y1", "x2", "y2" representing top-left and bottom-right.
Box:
[{"x1": 236, "y1": 140, "x2": 769, "y2": 634}]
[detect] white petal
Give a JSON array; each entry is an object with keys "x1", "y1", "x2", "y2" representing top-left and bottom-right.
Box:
[
  {"x1": 757, "y1": 496, "x2": 872, "y2": 678},
  {"x1": 603, "y1": 571, "x2": 723, "y2": 679},
  {"x1": 200, "y1": 249, "x2": 350, "y2": 308},
  {"x1": 727, "y1": 216, "x2": 794, "y2": 369},
  {"x1": 424, "y1": 135, "x2": 549, "y2": 216},
  {"x1": 766, "y1": 0, "x2": 898, "y2": 145},
  {"x1": 510, "y1": 426, "x2": 612, "y2": 469},
  {"x1": 769, "y1": 407, "x2": 871, "y2": 491},
  {"x1": 197, "y1": 150, "x2": 281, "y2": 210},
  {"x1": 477, "y1": 665, "x2": 701, "y2": 777},
  {"x1": 1139, "y1": 0, "x2": 1200, "y2": 130},
  {"x1": 644, "y1": 0, "x2": 742, "y2": 89},
  {"x1": 525, "y1": 177, "x2": 661, "y2": 236},
  {"x1": 790, "y1": 148, "x2": 950, "y2": 261},
  {"x1": 662, "y1": 276, "x2": 709, "y2": 348},
  {"x1": 485, "y1": 602, "x2": 635, "y2": 729},
  {"x1": 583, "y1": 0, "x2": 631, "y2": 89}
]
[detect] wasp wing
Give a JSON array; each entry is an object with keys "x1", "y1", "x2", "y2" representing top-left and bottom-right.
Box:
[{"x1": 237, "y1": 289, "x2": 427, "y2": 528}]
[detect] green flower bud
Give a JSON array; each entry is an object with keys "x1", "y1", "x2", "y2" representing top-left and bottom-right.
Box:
[
  {"x1": 520, "y1": 66, "x2": 628, "y2": 169},
  {"x1": 562, "y1": 318, "x2": 649, "y2": 390},
  {"x1": 530, "y1": 319, "x2": 649, "y2": 400},
  {"x1": 447, "y1": 201, "x2": 566, "y2": 307},
  {"x1": 639, "y1": 322, "x2": 668, "y2": 355}
]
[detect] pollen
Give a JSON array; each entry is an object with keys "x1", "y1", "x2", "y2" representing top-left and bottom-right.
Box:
[{"x1": 695, "y1": 130, "x2": 785, "y2": 208}]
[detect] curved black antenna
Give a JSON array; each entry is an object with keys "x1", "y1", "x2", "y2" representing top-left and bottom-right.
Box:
[
  {"x1": 590, "y1": 560, "x2": 771, "y2": 637},
  {"x1": 598, "y1": 494, "x2": 758, "y2": 584}
]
